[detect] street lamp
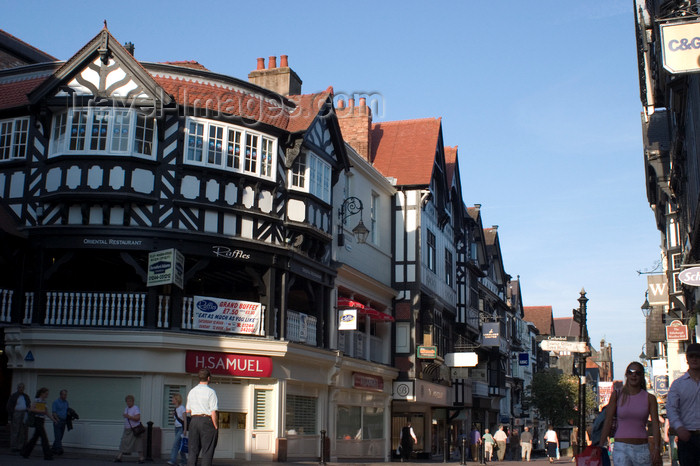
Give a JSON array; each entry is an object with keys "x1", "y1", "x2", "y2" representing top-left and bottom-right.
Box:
[
  {"x1": 575, "y1": 288, "x2": 589, "y2": 454},
  {"x1": 639, "y1": 343, "x2": 648, "y2": 361},
  {"x1": 338, "y1": 196, "x2": 370, "y2": 246},
  {"x1": 641, "y1": 291, "x2": 651, "y2": 317}
]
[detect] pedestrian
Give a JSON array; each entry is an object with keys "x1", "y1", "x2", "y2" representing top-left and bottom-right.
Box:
[
  {"x1": 168, "y1": 392, "x2": 188, "y2": 466},
  {"x1": 544, "y1": 425, "x2": 559, "y2": 463},
  {"x1": 186, "y1": 368, "x2": 219, "y2": 466},
  {"x1": 509, "y1": 428, "x2": 520, "y2": 460},
  {"x1": 520, "y1": 426, "x2": 533, "y2": 461},
  {"x1": 399, "y1": 421, "x2": 418, "y2": 462},
  {"x1": 6, "y1": 382, "x2": 31, "y2": 452},
  {"x1": 667, "y1": 343, "x2": 700, "y2": 466},
  {"x1": 469, "y1": 424, "x2": 481, "y2": 462},
  {"x1": 50, "y1": 389, "x2": 69, "y2": 455},
  {"x1": 21, "y1": 387, "x2": 53, "y2": 461},
  {"x1": 114, "y1": 394, "x2": 145, "y2": 463},
  {"x1": 482, "y1": 428, "x2": 495, "y2": 461},
  {"x1": 598, "y1": 361, "x2": 662, "y2": 466},
  {"x1": 493, "y1": 425, "x2": 507, "y2": 461}
]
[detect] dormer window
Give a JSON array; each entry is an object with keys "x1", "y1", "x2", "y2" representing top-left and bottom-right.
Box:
[
  {"x1": 289, "y1": 152, "x2": 331, "y2": 203},
  {"x1": 0, "y1": 117, "x2": 29, "y2": 161},
  {"x1": 50, "y1": 108, "x2": 156, "y2": 158}
]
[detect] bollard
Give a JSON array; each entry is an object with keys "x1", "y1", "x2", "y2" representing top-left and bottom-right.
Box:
[
  {"x1": 319, "y1": 429, "x2": 326, "y2": 466},
  {"x1": 460, "y1": 437, "x2": 467, "y2": 465},
  {"x1": 444, "y1": 437, "x2": 449, "y2": 463},
  {"x1": 145, "y1": 421, "x2": 154, "y2": 462}
]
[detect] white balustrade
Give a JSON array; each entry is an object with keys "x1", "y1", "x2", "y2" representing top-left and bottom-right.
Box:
[
  {"x1": 0, "y1": 289, "x2": 13, "y2": 322},
  {"x1": 43, "y1": 291, "x2": 147, "y2": 327}
]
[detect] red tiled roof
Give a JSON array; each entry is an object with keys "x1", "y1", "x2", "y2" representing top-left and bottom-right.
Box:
[
  {"x1": 523, "y1": 306, "x2": 554, "y2": 336},
  {"x1": 160, "y1": 61, "x2": 209, "y2": 71},
  {"x1": 0, "y1": 29, "x2": 57, "y2": 63},
  {"x1": 445, "y1": 146, "x2": 457, "y2": 181},
  {"x1": 154, "y1": 75, "x2": 291, "y2": 131},
  {"x1": 0, "y1": 75, "x2": 49, "y2": 111},
  {"x1": 287, "y1": 87, "x2": 334, "y2": 133},
  {"x1": 370, "y1": 118, "x2": 441, "y2": 186}
]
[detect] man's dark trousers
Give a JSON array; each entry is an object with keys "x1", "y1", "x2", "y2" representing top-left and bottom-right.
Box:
[{"x1": 187, "y1": 416, "x2": 217, "y2": 466}]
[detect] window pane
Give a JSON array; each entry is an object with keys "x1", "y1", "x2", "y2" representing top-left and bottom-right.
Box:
[
  {"x1": 245, "y1": 134, "x2": 258, "y2": 173},
  {"x1": 0, "y1": 121, "x2": 12, "y2": 160},
  {"x1": 13, "y1": 118, "x2": 29, "y2": 159},
  {"x1": 90, "y1": 109, "x2": 109, "y2": 151},
  {"x1": 208, "y1": 124, "x2": 223, "y2": 166},
  {"x1": 336, "y1": 405, "x2": 361, "y2": 439},
  {"x1": 52, "y1": 113, "x2": 68, "y2": 154},
  {"x1": 285, "y1": 394, "x2": 317, "y2": 435},
  {"x1": 261, "y1": 137, "x2": 273, "y2": 177},
  {"x1": 111, "y1": 110, "x2": 131, "y2": 152},
  {"x1": 363, "y1": 406, "x2": 384, "y2": 439},
  {"x1": 187, "y1": 121, "x2": 204, "y2": 162},
  {"x1": 69, "y1": 110, "x2": 88, "y2": 151},
  {"x1": 227, "y1": 129, "x2": 241, "y2": 169},
  {"x1": 135, "y1": 113, "x2": 154, "y2": 155},
  {"x1": 291, "y1": 154, "x2": 306, "y2": 188}
]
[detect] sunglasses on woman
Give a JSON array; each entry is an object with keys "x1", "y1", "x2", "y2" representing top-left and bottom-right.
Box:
[{"x1": 626, "y1": 369, "x2": 643, "y2": 375}]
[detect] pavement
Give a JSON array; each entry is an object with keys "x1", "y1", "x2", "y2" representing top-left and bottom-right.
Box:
[{"x1": 0, "y1": 448, "x2": 677, "y2": 466}]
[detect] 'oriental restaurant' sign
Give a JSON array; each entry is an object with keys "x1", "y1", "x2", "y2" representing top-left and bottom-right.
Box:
[
  {"x1": 193, "y1": 296, "x2": 264, "y2": 336},
  {"x1": 352, "y1": 372, "x2": 384, "y2": 391},
  {"x1": 186, "y1": 350, "x2": 273, "y2": 377}
]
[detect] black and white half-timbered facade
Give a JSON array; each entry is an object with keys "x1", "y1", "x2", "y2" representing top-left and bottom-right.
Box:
[{"x1": 0, "y1": 28, "x2": 396, "y2": 461}]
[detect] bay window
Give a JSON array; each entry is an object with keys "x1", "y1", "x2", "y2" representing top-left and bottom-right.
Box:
[
  {"x1": 184, "y1": 117, "x2": 276, "y2": 180},
  {"x1": 50, "y1": 108, "x2": 156, "y2": 157},
  {"x1": 290, "y1": 151, "x2": 331, "y2": 203}
]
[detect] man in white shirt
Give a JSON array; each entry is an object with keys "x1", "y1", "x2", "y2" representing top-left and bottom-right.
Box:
[
  {"x1": 667, "y1": 343, "x2": 700, "y2": 466},
  {"x1": 186, "y1": 369, "x2": 218, "y2": 466}
]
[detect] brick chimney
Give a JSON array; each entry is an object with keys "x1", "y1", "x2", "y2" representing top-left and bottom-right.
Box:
[
  {"x1": 336, "y1": 97, "x2": 372, "y2": 161},
  {"x1": 248, "y1": 55, "x2": 302, "y2": 96}
]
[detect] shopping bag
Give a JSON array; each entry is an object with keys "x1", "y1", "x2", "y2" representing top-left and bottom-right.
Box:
[
  {"x1": 180, "y1": 434, "x2": 189, "y2": 454},
  {"x1": 556, "y1": 446, "x2": 560, "y2": 459},
  {"x1": 576, "y1": 445, "x2": 611, "y2": 466}
]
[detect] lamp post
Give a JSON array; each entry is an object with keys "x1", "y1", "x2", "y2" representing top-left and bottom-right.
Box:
[
  {"x1": 337, "y1": 196, "x2": 370, "y2": 246},
  {"x1": 572, "y1": 288, "x2": 589, "y2": 453}
]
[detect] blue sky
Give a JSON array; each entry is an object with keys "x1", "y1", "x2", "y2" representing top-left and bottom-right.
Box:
[{"x1": 3, "y1": 0, "x2": 658, "y2": 379}]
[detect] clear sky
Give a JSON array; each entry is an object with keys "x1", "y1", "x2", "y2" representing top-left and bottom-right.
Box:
[{"x1": 3, "y1": 0, "x2": 659, "y2": 380}]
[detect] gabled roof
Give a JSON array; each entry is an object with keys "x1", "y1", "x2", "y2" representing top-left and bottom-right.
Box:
[
  {"x1": 445, "y1": 146, "x2": 457, "y2": 181},
  {"x1": 370, "y1": 118, "x2": 441, "y2": 186},
  {"x1": 0, "y1": 29, "x2": 56, "y2": 69},
  {"x1": 0, "y1": 74, "x2": 53, "y2": 111},
  {"x1": 287, "y1": 87, "x2": 334, "y2": 133},
  {"x1": 160, "y1": 61, "x2": 209, "y2": 71},
  {"x1": 523, "y1": 306, "x2": 555, "y2": 336},
  {"x1": 553, "y1": 316, "x2": 578, "y2": 338}
]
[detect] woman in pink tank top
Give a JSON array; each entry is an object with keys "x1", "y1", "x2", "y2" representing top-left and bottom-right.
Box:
[{"x1": 598, "y1": 362, "x2": 662, "y2": 466}]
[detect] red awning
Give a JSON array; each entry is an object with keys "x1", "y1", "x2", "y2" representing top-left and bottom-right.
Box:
[
  {"x1": 337, "y1": 297, "x2": 365, "y2": 309},
  {"x1": 359, "y1": 307, "x2": 395, "y2": 322}
]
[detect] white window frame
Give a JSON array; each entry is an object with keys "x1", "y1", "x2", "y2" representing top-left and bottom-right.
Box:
[
  {"x1": 289, "y1": 151, "x2": 331, "y2": 203},
  {"x1": 50, "y1": 108, "x2": 156, "y2": 159},
  {"x1": 0, "y1": 117, "x2": 29, "y2": 161},
  {"x1": 184, "y1": 117, "x2": 276, "y2": 180}
]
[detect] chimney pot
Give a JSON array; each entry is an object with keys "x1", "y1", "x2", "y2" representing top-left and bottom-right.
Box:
[
  {"x1": 280, "y1": 55, "x2": 289, "y2": 67},
  {"x1": 268, "y1": 56, "x2": 277, "y2": 69},
  {"x1": 348, "y1": 98, "x2": 355, "y2": 108},
  {"x1": 359, "y1": 97, "x2": 366, "y2": 107},
  {"x1": 337, "y1": 100, "x2": 345, "y2": 109},
  {"x1": 256, "y1": 57, "x2": 265, "y2": 70}
]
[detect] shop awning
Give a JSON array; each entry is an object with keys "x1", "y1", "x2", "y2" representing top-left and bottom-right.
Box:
[
  {"x1": 337, "y1": 297, "x2": 365, "y2": 309},
  {"x1": 359, "y1": 307, "x2": 395, "y2": 322}
]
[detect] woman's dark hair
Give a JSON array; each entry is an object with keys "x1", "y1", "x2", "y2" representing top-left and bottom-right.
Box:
[{"x1": 36, "y1": 387, "x2": 49, "y2": 398}]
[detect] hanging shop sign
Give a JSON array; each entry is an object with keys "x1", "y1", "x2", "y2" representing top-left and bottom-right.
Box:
[
  {"x1": 338, "y1": 308, "x2": 358, "y2": 331},
  {"x1": 147, "y1": 248, "x2": 184, "y2": 289},
  {"x1": 666, "y1": 319, "x2": 689, "y2": 341},
  {"x1": 518, "y1": 352, "x2": 529, "y2": 366},
  {"x1": 660, "y1": 21, "x2": 700, "y2": 73},
  {"x1": 679, "y1": 266, "x2": 700, "y2": 286},
  {"x1": 192, "y1": 296, "x2": 264, "y2": 336},
  {"x1": 393, "y1": 380, "x2": 415, "y2": 401},
  {"x1": 654, "y1": 375, "x2": 669, "y2": 396},
  {"x1": 417, "y1": 345, "x2": 438, "y2": 359},
  {"x1": 186, "y1": 350, "x2": 272, "y2": 377},
  {"x1": 482, "y1": 322, "x2": 500, "y2": 347},
  {"x1": 444, "y1": 352, "x2": 478, "y2": 367},
  {"x1": 647, "y1": 274, "x2": 669, "y2": 302}
]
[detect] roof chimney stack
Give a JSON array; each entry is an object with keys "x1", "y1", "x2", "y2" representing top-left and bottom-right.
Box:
[
  {"x1": 249, "y1": 55, "x2": 302, "y2": 96},
  {"x1": 336, "y1": 96, "x2": 373, "y2": 162}
]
